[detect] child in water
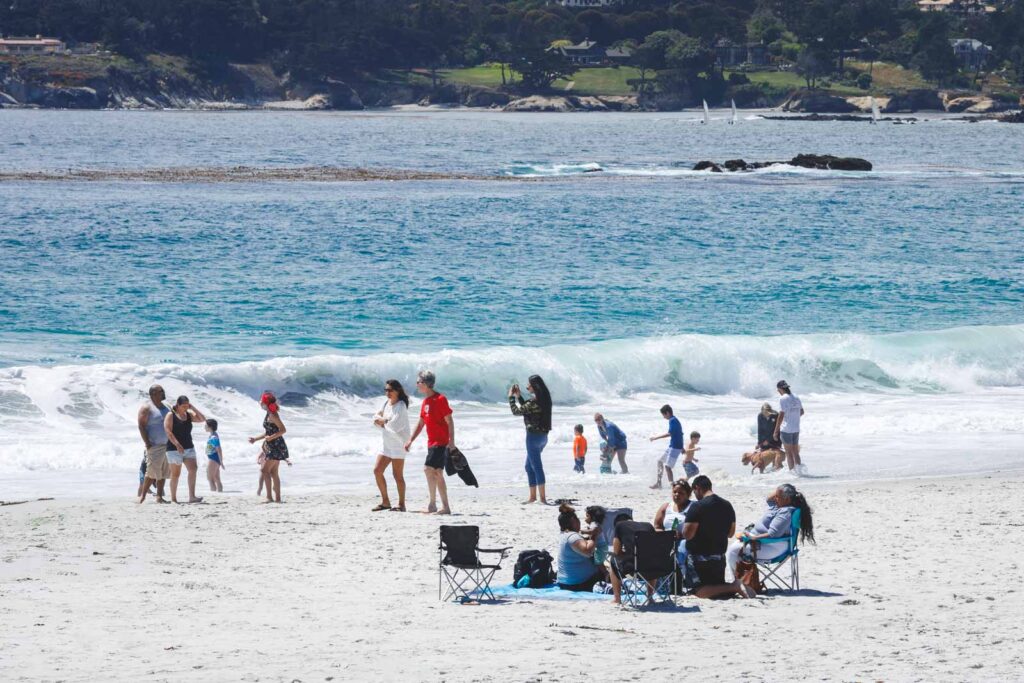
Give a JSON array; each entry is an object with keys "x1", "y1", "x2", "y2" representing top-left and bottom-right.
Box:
[
  {"x1": 682, "y1": 431, "x2": 701, "y2": 480},
  {"x1": 205, "y1": 418, "x2": 224, "y2": 492},
  {"x1": 572, "y1": 424, "x2": 587, "y2": 473},
  {"x1": 598, "y1": 440, "x2": 614, "y2": 474}
]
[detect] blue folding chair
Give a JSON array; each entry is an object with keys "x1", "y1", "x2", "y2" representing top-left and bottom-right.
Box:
[{"x1": 755, "y1": 508, "x2": 801, "y2": 591}]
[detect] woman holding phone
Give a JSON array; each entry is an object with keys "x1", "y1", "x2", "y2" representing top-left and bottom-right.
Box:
[{"x1": 508, "y1": 374, "x2": 553, "y2": 505}]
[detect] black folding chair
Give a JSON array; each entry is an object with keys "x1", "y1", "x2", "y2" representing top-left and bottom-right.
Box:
[
  {"x1": 622, "y1": 531, "x2": 677, "y2": 607},
  {"x1": 438, "y1": 525, "x2": 511, "y2": 602}
]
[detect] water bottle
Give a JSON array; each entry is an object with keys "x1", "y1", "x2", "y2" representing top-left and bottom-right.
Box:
[{"x1": 516, "y1": 574, "x2": 531, "y2": 589}]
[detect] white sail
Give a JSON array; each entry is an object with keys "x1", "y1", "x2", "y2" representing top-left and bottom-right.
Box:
[
  {"x1": 870, "y1": 96, "x2": 880, "y2": 124},
  {"x1": 730, "y1": 99, "x2": 738, "y2": 125},
  {"x1": 702, "y1": 99, "x2": 710, "y2": 125}
]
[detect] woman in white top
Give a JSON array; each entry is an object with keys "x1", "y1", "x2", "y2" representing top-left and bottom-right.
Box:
[
  {"x1": 372, "y1": 379, "x2": 412, "y2": 511},
  {"x1": 654, "y1": 479, "x2": 693, "y2": 563}
]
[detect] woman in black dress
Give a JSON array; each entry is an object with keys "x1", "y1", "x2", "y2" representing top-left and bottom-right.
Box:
[{"x1": 249, "y1": 391, "x2": 289, "y2": 502}]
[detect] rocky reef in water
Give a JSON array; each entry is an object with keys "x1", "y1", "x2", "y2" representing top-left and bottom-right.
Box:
[{"x1": 692, "y1": 154, "x2": 873, "y2": 172}]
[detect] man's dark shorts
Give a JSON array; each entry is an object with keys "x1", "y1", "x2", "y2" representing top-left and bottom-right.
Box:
[
  {"x1": 425, "y1": 445, "x2": 448, "y2": 469},
  {"x1": 692, "y1": 558, "x2": 727, "y2": 586}
]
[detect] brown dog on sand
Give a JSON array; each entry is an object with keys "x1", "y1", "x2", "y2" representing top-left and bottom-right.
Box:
[{"x1": 742, "y1": 448, "x2": 785, "y2": 473}]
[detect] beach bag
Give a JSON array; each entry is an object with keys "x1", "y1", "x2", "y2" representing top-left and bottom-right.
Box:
[
  {"x1": 735, "y1": 541, "x2": 763, "y2": 594},
  {"x1": 513, "y1": 550, "x2": 556, "y2": 588}
]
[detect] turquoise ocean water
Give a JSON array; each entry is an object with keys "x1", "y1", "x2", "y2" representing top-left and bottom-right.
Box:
[{"x1": 1, "y1": 109, "x2": 1022, "y2": 495}]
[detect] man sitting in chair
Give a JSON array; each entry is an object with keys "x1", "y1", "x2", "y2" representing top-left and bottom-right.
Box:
[
  {"x1": 682, "y1": 475, "x2": 749, "y2": 599},
  {"x1": 725, "y1": 484, "x2": 815, "y2": 581},
  {"x1": 608, "y1": 512, "x2": 655, "y2": 605}
]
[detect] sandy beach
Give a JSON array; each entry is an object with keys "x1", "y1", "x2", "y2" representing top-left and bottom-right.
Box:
[{"x1": 3, "y1": 470, "x2": 1023, "y2": 682}]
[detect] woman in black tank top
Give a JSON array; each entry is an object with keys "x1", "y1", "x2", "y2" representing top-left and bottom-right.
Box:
[{"x1": 164, "y1": 395, "x2": 207, "y2": 504}]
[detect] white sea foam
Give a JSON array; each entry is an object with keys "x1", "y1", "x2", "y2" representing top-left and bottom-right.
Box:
[{"x1": 1, "y1": 325, "x2": 1022, "y2": 495}]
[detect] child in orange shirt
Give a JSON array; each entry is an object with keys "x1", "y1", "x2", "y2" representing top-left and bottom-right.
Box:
[{"x1": 572, "y1": 424, "x2": 587, "y2": 473}]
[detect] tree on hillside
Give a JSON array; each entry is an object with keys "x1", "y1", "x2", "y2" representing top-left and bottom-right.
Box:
[
  {"x1": 796, "y1": 43, "x2": 830, "y2": 88},
  {"x1": 912, "y1": 14, "x2": 959, "y2": 85},
  {"x1": 631, "y1": 30, "x2": 679, "y2": 94},
  {"x1": 510, "y1": 44, "x2": 577, "y2": 91}
]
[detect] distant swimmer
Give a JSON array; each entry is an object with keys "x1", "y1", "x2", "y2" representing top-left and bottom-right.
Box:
[
  {"x1": 774, "y1": 380, "x2": 806, "y2": 474},
  {"x1": 594, "y1": 413, "x2": 629, "y2": 474},
  {"x1": 405, "y1": 370, "x2": 454, "y2": 515},
  {"x1": 249, "y1": 391, "x2": 289, "y2": 503},
  {"x1": 137, "y1": 384, "x2": 170, "y2": 504},
  {"x1": 508, "y1": 375, "x2": 553, "y2": 505},
  {"x1": 372, "y1": 379, "x2": 411, "y2": 512}
]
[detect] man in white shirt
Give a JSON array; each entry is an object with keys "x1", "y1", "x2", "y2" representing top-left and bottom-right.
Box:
[{"x1": 773, "y1": 380, "x2": 805, "y2": 472}]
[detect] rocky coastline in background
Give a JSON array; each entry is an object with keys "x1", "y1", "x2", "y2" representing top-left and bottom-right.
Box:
[{"x1": 1, "y1": 56, "x2": 1022, "y2": 120}]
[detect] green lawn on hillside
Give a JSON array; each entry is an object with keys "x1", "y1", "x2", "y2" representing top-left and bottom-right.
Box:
[{"x1": 440, "y1": 64, "x2": 642, "y2": 96}]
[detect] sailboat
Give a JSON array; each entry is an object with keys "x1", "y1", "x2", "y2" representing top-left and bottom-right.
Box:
[
  {"x1": 730, "y1": 99, "x2": 738, "y2": 125},
  {"x1": 870, "y1": 96, "x2": 880, "y2": 124},
  {"x1": 702, "y1": 99, "x2": 710, "y2": 125}
]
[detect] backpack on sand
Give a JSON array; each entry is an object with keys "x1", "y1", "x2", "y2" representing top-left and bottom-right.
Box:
[{"x1": 513, "y1": 550, "x2": 556, "y2": 588}]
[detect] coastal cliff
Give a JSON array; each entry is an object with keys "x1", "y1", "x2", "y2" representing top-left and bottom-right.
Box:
[{"x1": 2, "y1": 55, "x2": 1022, "y2": 116}]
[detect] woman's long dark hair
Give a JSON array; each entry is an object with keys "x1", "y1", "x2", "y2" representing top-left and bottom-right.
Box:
[
  {"x1": 385, "y1": 379, "x2": 409, "y2": 407},
  {"x1": 780, "y1": 484, "x2": 815, "y2": 545},
  {"x1": 528, "y1": 374, "x2": 552, "y2": 431},
  {"x1": 558, "y1": 503, "x2": 578, "y2": 531}
]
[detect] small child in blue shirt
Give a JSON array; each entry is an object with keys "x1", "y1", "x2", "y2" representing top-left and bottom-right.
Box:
[{"x1": 205, "y1": 418, "x2": 224, "y2": 492}]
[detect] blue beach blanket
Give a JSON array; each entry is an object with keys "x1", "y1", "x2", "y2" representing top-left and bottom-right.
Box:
[{"x1": 479, "y1": 584, "x2": 613, "y2": 601}]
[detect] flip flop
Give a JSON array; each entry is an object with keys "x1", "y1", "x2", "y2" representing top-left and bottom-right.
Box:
[
  {"x1": 390, "y1": 505, "x2": 406, "y2": 512},
  {"x1": 372, "y1": 503, "x2": 391, "y2": 512}
]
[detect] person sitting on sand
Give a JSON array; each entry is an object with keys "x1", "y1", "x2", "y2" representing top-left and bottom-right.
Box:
[
  {"x1": 137, "y1": 384, "x2": 170, "y2": 504},
  {"x1": 682, "y1": 475, "x2": 750, "y2": 599},
  {"x1": 405, "y1": 370, "x2": 454, "y2": 514},
  {"x1": 581, "y1": 505, "x2": 608, "y2": 564},
  {"x1": 649, "y1": 404, "x2": 684, "y2": 489},
  {"x1": 205, "y1": 418, "x2": 224, "y2": 492},
  {"x1": 594, "y1": 413, "x2": 628, "y2": 474},
  {"x1": 164, "y1": 395, "x2": 206, "y2": 504},
  {"x1": 608, "y1": 512, "x2": 656, "y2": 605},
  {"x1": 725, "y1": 484, "x2": 815, "y2": 581},
  {"x1": 655, "y1": 479, "x2": 694, "y2": 591},
  {"x1": 556, "y1": 504, "x2": 606, "y2": 592},
  {"x1": 249, "y1": 391, "x2": 289, "y2": 503},
  {"x1": 372, "y1": 379, "x2": 411, "y2": 512}
]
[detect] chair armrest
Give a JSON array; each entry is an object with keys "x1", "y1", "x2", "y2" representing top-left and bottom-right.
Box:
[
  {"x1": 756, "y1": 537, "x2": 790, "y2": 545},
  {"x1": 477, "y1": 546, "x2": 513, "y2": 554}
]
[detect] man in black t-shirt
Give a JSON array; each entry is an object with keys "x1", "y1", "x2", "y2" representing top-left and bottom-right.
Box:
[
  {"x1": 683, "y1": 475, "x2": 748, "y2": 599},
  {"x1": 608, "y1": 513, "x2": 655, "y2": 605}
]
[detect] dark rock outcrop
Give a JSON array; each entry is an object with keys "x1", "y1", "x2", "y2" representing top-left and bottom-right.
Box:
[
  {"x1": 789, "y1": 154, "x2": 872, "y2": 171},
  {"x1": 884, "y1": 89, "x2": 944, "y2": 113},
  {"x1": 783, "y1": 90, "x2": 858, "y2": 113},
  {"x1": 693, "y1": 154, "x2": 872, "y2": 172},
  {"x1": 693, "y1": 161, "x2": 723, "y2": 172},
  {"x1": 999, "y1": 110, "x2": 1024, "y2": 123}
]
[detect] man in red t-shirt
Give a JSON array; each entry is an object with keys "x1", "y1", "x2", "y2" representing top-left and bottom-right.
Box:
[{"x1": 405, "y1": 370, "x2": 455, "y2": 514}]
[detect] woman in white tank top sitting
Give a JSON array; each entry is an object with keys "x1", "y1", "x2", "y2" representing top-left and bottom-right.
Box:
[{"x1": 654, "y1": 479, "x2": 693, "y2": 564}]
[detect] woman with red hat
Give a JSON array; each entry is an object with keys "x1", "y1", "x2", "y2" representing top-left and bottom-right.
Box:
[{"x1": 249, "y1": 391, "x2": 289, "y2": 502}]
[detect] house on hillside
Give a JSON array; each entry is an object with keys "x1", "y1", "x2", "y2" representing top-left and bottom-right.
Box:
[
  {"x1": 714, "y1": 38, "x2": 769, "y2": 68},
  {"x1": 549, "y1": 39, "x2": 632, "y2": 66},
  {"x1": 0, "y1": 35, "x2": 66, "y2": 55},
  {"x1": 950, "y1": 38, "x2": 991, "y2": 70},
  {"x1": 917, "y1": 0, "x2": 996, "y2": 14}
]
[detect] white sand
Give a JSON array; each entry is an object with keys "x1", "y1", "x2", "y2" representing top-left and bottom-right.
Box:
[{"x1": 2, "y1": 471, "x2": 1023, "y2": 682}]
